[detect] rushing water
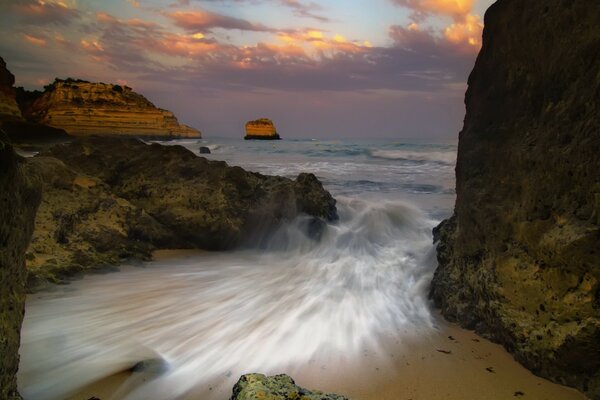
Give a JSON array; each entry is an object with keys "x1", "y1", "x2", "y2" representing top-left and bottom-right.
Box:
[{"x1": 19, "y1": 138, "x2": 457, "y2": 400}]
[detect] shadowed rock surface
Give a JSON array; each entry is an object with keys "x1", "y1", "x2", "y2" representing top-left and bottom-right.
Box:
[
  {"x1": 25, "y1": 136, "x2": 337, "y2": 286},
  {"x1": 430, "y1": 0, "x2": 600, "y2": 398},
  {"x1": 0, "y1": 57, "x2": 69, "y2": 144},
  {"x1": 230, "y1": 374, "x2": 348, "y2": 400},
  {"x1": 0, "y1": 132, "x2": 41, "y2": 399}
]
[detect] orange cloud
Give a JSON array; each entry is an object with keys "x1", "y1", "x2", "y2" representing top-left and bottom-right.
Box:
[
  {"x1": 23, "y1": 33, "x2": 47, "y2": 46},
  {"x1": 444, "y1": 13, "x2": 483, "y2": 49},
  {"x1": 393, "y1": 0, "x2": 474, "y2": 20}
]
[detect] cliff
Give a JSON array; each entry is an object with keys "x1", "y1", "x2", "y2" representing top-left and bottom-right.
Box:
[
  {"x1": 0, "y1": 58, "x2": 69, "y2": 143},
  {"x1": 25, "y1": 79, "x2": 201, "y2": 138},
  {"x1": 25, "y1": 136, "x2": 337, "y2": 286},
  {"x1": 431, "y1": 0, "x2": 600, "y2": 398},
  {"x1": 0, "y1": 57, "x2": 22, "y2": 119},
  {"x1": 0, "y1": 132, "x2": 41, "y2": 399},
  {"x1": 245, "y1": 118, "x2": 281, "y2": 140}
]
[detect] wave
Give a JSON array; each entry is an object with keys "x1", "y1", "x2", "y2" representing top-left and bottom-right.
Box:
[
  {"x1": 19, "y1": 198, "x2": 438, "y2": 400},
  {"x1": 369, "y1": 149, "x2": 457, "y2": 165}
]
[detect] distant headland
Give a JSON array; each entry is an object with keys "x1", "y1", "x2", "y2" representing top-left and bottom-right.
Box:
[
  {"x1": 244, "y1": 118, "x2": 281, "y2": 140},
  {"x1": 0, "y1": 57, "x2": 201, "y2": 141}
]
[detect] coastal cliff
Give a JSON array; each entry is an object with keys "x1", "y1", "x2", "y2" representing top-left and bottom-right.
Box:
[
  {"x1": 431, "y1": 0, "x2": 600, "y2": 398},
  {"x1": 0, "y1": 133, "x2": 41, "y2": 399},
  {"x1": 245, "y1": 118, "x2": 281, "y2": 140},
  {"x1": 0, "y1": 58, "x2": 68, "y2": 143},
  {"x1": 0, "y1": 57, "x2": 21, "y2": 119},
  {"x1": 25, "y1": 79, "x2": 201, "y2": 138},
  {"x1": 25, "y1": 136, "x2": 336, "y2": 286}
]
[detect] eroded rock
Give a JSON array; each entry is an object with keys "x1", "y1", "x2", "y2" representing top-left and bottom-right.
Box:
[
  {"x1": 431, "y1": 0, "x2": 600, "y2": 398},
  {"x1": 230, "y1": 374, "x2": 349, "y2": 400}
]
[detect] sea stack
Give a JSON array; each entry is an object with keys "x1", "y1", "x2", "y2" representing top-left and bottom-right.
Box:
[
  {"x1": 23, "y1": 79, "x2": 201, "y2": 138},
  {"x1": 244, "y1": 118, "x2": 281, "y2": 140},
  {"x1": 430, "y1": 0, "x2": 600, "y2": 398}
]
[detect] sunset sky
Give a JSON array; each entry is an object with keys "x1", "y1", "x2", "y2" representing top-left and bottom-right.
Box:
[{"x1": 0, "y1": 0, "x2": 495, "y2": 138}]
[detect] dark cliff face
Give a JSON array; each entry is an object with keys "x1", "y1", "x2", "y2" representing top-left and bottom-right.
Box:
[
  {"x1": 0, "y1": 133, "x2": 41, "y2": 399},
  {"x1": 431, "y1": 0, "x2": 600, "y2": 398}
]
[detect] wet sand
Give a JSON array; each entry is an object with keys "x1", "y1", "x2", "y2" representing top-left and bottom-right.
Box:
[{"x1": 67, "y1": 316, "x2": 587, "y2": 400}]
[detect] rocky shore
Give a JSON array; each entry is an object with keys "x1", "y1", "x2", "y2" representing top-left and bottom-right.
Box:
[
  {"x1": 431, "y1": 0, "x2": 600, "y2": 398},
  {"x1": 24, "y1": 136, "x2": 337, "y2": 287},
  {"x1": 230, "y1": 374, "x2": 348, "y2": 400},
  {"x1": 0, "y1": 133, "x2": 41, "y2": 399}
]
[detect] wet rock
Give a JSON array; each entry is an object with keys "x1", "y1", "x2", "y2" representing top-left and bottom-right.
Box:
[
  {"x1": 25, "y1": 136, "x2": 337, "y2": 286},
  {"x1": 0, "y1": 131, "x2": 42, "y2": 399},
  {"x1": 430, "y1": 0, "x2": 600, "y2": 398},
  {"x1": 199, "y1": 146, "x2": 211, "y2": 154},
  {"x1": 230, "y1": 374, "x2": 348, "y2": 400}
]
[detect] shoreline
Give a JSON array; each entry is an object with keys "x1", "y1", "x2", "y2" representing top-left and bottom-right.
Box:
[{"x1": 65, "y1": 313, "x2": 587, "y2": 400}]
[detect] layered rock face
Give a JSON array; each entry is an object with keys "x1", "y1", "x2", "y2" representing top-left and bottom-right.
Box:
[
  {"x1": 0, "y1": 57, "x2": 22, "y2": 119},
  {"x1": 25, "y1": 136, "x2": 337, "y2": 286},
  {"x1": 230, "y1": 374, "x2": 348, "y2": 400},
  {"x1": 0, "y1": 133, "x2": 41, "y2": 399},
  {"x1": 431, "y1": 0, "x2": 600, "y2": 398},
  {"x1": 26, "y1": 79, "x2": 201, "y2": 138},
  {"x1": 245, "y1": 118, "x2": 281, "y2": 140}
]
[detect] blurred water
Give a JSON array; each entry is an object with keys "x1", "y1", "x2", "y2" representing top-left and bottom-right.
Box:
[{"x1": 19, "y1": 137, "x2": 457, "y2": 400}]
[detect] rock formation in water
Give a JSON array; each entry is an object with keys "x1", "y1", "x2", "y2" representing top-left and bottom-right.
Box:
[
  {"x1": 25, "y1": 136, "x2": 336, "y2": 286},
  {"x1": 0, "y1": 58, "x2": 68, "y2": 143},
  {"x1": 23, "y1": 79, "x2": 201, "y2": 138},
  {"x1": 0, "y1": 132, "x2": 41, "y2": 399},
  {"x1": 245, "y1": 118, "x2": 281, "y2": 140},
  {"x1": 230, "y1": 374, "x2": 348, "y2": 400},
  {"x1": 430, "y1": 0, "x2": 600, "y2": 398}
]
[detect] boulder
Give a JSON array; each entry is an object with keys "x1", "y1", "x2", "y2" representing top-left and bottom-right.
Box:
[
  {"x1": 230, "y1": 374, "x2": 348, "y2": 400},
  {"x1": 430, "y1": 0, "x2": 600, "y2": 398},
  {"x1": 199, "y1": 146, "x2": 211, "y2": 154}
]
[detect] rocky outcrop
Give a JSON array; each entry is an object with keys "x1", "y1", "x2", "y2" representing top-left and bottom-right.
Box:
[
  {"x1": 230, "y1": 374, "x2": 348, "y2": 400},
  {"x1": 24, "y1": 79, "x2": 201, "y2": 138},
  {"x1": 430, "y1": 0, "x2": 600, "y2": 398},
  {"x1": 0, "y1": 58, "x2": 69, "y2": 143},
  {"x1": 0, "y1": 57, "x2": 22, "y2": 119},
  {"x1": 245, "y1": 118, "x2": 281, "y2": 140},
  {"x1": 0, "y1": 132, "x2": 41, "y2": 399},
  {"x1": 25, "y1": 136, "x2": 336, "y2": 286}
]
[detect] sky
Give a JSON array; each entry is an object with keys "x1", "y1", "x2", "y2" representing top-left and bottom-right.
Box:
[{"x1": 0, "y1": 0, "x2": 495, "y2": 138}]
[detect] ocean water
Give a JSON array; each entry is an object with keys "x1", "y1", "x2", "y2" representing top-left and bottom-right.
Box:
[{"x1": 18, "y1": 137, "x2": 457, "y2": 400}]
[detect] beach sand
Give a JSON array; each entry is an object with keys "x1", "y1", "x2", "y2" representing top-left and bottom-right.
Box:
[{"x1": 66, "y1": 315, "x2": 586, "y2": 400}]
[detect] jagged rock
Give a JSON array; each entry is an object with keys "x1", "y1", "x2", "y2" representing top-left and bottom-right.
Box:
[
  {"x1": 0, "y1": 57, "x2": 22, "y2": 119},
  {"x1": 24, "y1": 79, "x2": 201, "y2": 138},
  {"x1": 25, "y1": 136, "x2": 336, "y2": 286},
  {"x1": 230, "y1": 374, "x2": 348, "y2": 400},
  {"x1": 0, "y1": 131, "x2": 41, "y2": 399},
  {"x1": 245, "y1": 118, "x2": 281, "y2": 140},
  {"x1": 430, "y1": 1, "x2": 600, "y2": 398}
]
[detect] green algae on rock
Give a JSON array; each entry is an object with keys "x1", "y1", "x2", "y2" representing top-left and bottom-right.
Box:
[
  {"x1": 0, "y1": 132, "x2": 41, "y2": 399},
  {"x1": 430, "y1": 0, "x2": 600, "y2": 398},
  {"x1": 230, "y1": 374, "x2": 349, "y2": 400},
  {"x1": 25, "y1": 136, "x2": 337, "y2": 287}
]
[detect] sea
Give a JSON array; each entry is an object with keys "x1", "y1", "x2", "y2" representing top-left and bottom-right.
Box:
[{"x1": 18, "y1": 137, "x2": 458, "y2": 400}]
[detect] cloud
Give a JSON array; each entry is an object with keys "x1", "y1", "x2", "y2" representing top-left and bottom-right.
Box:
[
  {"x1": 165, "y1": 9, "x2": 274, "y2": 32},
  {"x1": 23, "y1": 33, "x2": 47, "y2": 46},
  {"x1": 444, "y1": 13, "x2": 483, "y2": 48},
  {"x1": 11, "y1": 0, "x2": 79, "y2": 25},
  {"x1": 278, "y1": 0, "x2": 330, "y2": 22},
  {"x1": 391, "y1": 0, "x2": 474, "y2": 21}
]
